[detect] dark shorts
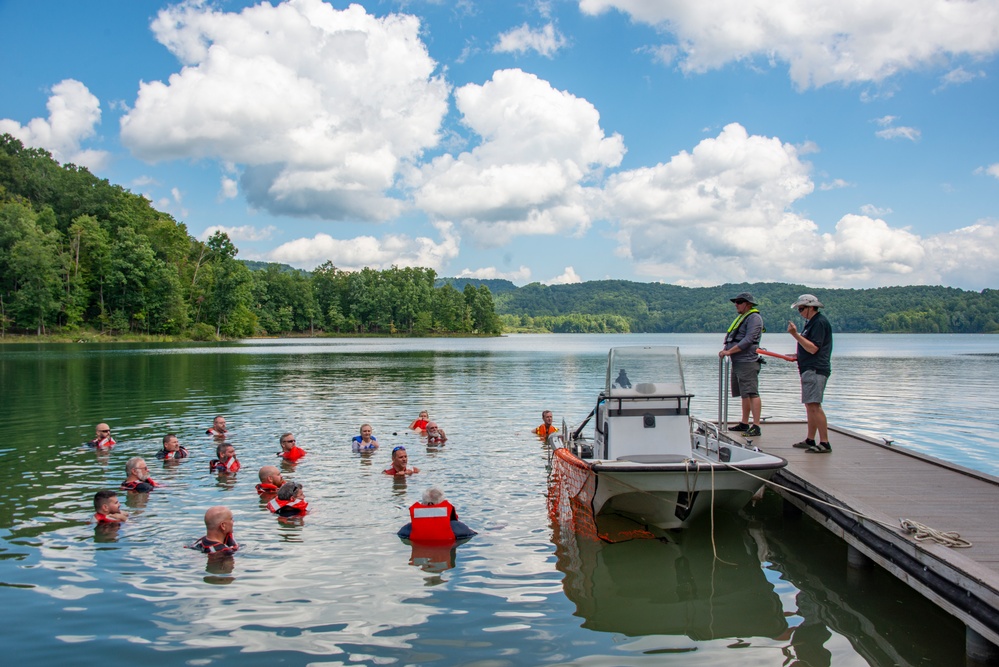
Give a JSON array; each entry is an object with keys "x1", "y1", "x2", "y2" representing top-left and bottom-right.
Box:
[
  {"x1": 731, "y1": 361, "x2": 761, "y2": 398},
  {"x1": 800, "y1": 369, "x2": 828, "y2": 404}
]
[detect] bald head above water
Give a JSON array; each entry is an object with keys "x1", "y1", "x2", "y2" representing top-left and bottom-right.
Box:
[{"x1": 204, "y1": 506, "x2": 232, "y2": 531}]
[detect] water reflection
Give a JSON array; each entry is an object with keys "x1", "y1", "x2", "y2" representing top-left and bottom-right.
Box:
[{"x1": 553, "y1": 515, "x2": 788, "y2": 641}]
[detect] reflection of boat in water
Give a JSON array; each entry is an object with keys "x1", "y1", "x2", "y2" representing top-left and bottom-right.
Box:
[
  {"x1": 553, "y1": 514, "x2": 788, "y2": 640},
  {"x1": 549, "y1": 346, "x2": 786, "y2": 531}
]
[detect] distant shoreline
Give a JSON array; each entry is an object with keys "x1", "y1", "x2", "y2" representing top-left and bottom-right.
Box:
[{"x1": 0, "y1": 331, "x2": 505, "y2": 344}]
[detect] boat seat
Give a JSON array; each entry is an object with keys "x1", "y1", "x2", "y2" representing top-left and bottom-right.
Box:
[{"x1": 616, "y1": 454, "x2": 691, "y2": 464}]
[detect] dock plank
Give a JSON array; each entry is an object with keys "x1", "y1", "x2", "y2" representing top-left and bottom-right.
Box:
[{"x1": 728, "y1": 420, "x2": 999, "y2": 645}]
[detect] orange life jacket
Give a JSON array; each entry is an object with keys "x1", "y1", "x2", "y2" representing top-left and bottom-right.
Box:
[
  {"x1": 536, "y1": 423, "x2": 558, "y2": 438},
  {"x1": 409, "y1": 500, "x2": 456, "y2": 543}
]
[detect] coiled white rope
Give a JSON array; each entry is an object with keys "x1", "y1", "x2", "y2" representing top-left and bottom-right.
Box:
[{"x1": 899, "y1": 519, "x2": 973, "y2": 548}]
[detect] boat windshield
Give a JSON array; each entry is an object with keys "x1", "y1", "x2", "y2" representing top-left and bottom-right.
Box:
[{"x1": 605, "y1": 346, "x2": 686, "y2": 397}]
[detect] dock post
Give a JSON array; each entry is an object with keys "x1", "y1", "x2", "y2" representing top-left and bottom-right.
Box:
[
  {"x1": 846, "y1": 544, "x2": 872, "y2": 570},
  {"x1": 967, "y1": 627, "x2": 999, "y2": 666},
  {"x1": 846, "y1": 544, "x2": 873, "y2": 587}
]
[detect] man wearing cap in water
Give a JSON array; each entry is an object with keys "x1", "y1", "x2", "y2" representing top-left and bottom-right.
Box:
[
  {"x1": 787, "y1": 294, "x2": 834, "y2": 454},
  {"x1": 719, "y1": 292, "x2": 765, "y2": 438}
]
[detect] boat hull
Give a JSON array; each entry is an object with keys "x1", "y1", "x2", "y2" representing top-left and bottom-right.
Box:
[{"x1": 590, "y1": 460, "x2": 784, "y2": 530}]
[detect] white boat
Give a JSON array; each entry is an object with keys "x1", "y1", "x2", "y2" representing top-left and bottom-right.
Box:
[{"x1": 548, "y1": 345, "x2": 787, "y2": 532}]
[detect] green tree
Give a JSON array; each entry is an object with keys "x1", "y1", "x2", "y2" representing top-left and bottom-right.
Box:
[{"x1": 9, "y1": 224, "x2": 62, "y2": 334}]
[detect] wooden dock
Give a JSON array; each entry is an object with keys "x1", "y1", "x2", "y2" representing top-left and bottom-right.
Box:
[{"x1": 738, "y1": 421, "x2": 999, "y2": 660}]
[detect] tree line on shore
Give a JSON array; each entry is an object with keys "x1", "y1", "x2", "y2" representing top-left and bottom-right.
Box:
[
  {"x1": 0, "y1": 135, "x2": 501, "y2": 338},
  {"x1": 3, "y1": 133, "x2": 994, "y2": 339},
  {"x1": 483, "y1": 279, "x2": 999, "y2": 334}
]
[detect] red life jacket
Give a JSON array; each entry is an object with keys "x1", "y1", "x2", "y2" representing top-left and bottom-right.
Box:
[
  {"x1": 267, "y1": 497, "x2": 309, "y2": 515},
  {"x1": 281, "y1": 446, "x2": 306, "y2": 461},
  {"x1": 121, "y1": 477, "x2": 159, "y2": 492},
  {"x1": 157, "y1": 447, "x2": 189, "y2": 460},
  {"x1": 88, "y1": 436, "x2": 116, "y2": 449},
  {"x1": 94, "y1": 512, "x2": 122, "y2": 524},
  {"x1": 409, "y1": 501, "x2": 456, "y2": 543},
  {"x1": 256, "y1": 482, "x2": 280, "y2": 495},
  {"x1": 211, "y1": 457, "x2": 241, "y2": 473},
  {"x1": 191, "y1": 533, "x2": 238, "y2": 554},
  {"x1": 206, "y1": 428, "x2": 228, "y2": 436}
]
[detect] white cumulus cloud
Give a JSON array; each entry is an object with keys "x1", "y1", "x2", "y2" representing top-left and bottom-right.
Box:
[
  {"x1": 494, "y1": 23, "x2": 567, "y2": 57},
  {"x1": 0, "y1": 79, "x2": 109, "y2": 170},
  {"x1": 578, "y1": 0, "x2": 999, "y2": 88},
  {"x1": 819, "y1": 178, "x2": 851, "y2": 191},
  {"x1": 412, "y1": 68, "x2": 625, "y2": 246},
  {"x1": 267, "y1": 221, "x2": 460, "y2": 271},
  {"x1": 546, "y1": 266, "x2": 582, "y2": 285},
  {"x1": 456, "y1": 266, "x2": 533, "y2": 282},
  {"x1": 601, "y1": 122, "x2": 816, "y2": 284},
  {"x1": 120, "y1": 0, "x2": 449, "y2": 222},
  {"x1": 594, "y1": 122, "x2": 999, "y2": 287},
  {"x1": 876, "y1": 126, "x2": 921, "y2": 141},
  {"x1": 199, "y1": 225, "x2": 277, "y2": 242}
]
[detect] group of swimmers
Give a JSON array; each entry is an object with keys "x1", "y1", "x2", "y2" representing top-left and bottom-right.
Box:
[{"x1": 88, "y1": 410, "x2": 462, "y2": 558}]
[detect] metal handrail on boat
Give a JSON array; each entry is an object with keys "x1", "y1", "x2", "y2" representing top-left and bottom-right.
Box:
[{"x1": 717, "y1": 355, "x2": 731, "y2": 431}]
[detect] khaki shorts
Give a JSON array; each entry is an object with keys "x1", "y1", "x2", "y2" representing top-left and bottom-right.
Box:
[
  {"x1": 731, "y1": 361, "x2": 761, "y2": 398},
  {"x1": 800, "y1": 369, "x2": 828, "y2": 404}
]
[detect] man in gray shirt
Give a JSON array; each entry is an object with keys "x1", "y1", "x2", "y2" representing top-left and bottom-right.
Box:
[{"x1": 719, "y1": 292, "x2": 764, "y2": 437}]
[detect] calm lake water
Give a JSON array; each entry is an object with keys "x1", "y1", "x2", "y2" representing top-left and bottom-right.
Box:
[{"x1": 1, "y1": 333, "x2": 997, "y2": 666}]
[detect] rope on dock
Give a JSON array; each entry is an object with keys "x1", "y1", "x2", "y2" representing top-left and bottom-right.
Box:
[
  {"x1": 899, "y1": 519, "x2": 973, "y2": 548},
  {"x1": 691, "y1": 451, "x2": 976, "y2": 549}
]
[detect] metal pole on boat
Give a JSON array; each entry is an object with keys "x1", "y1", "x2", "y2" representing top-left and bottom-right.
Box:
[{"x1": 718, "y1": 355, "x2": 729, "y2": 431}]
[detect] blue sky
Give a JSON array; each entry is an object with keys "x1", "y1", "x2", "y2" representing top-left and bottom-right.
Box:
[{"x1": 2, "y1": 0, "x2": 997, "y2": 290}]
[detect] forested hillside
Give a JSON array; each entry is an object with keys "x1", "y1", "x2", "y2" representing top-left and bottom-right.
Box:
[
  {"x1": 5, "y1": 133, "x2": 993, "y2": 339},
  {"x1": 0, "y1": 135, "x2": 502, "y2": 338},
  {"x1": 489, "y1": 280, "x2": 999, "y2": 333}
]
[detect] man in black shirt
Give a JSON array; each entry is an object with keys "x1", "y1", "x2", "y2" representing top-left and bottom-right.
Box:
[{"x1": 787, "y1": 294, "x2": 833, "y2": 453}]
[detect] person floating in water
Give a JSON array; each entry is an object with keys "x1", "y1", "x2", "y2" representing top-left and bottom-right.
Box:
[
  {"x1": 534, "y1": 410, "x2": 558, "y2": 440},
  {"x1": 267, "y1": 481, "x2": 309, "y2": 516},
  {"x1": 155, "y1": 433, "x2": 189, "y2": 461},
  {"x1": 425, "y1": 422, "x2": 447, "y2": 445},
  {"x1": 121, "y1": 457, "x2": 160, "y2": 492},
  {"x1": 256, "y1": 465, "x2": 285, "y2": 497},
  {"x1": 409, "y1": 411, "x2": 430, "y2": 431},
  {"x1": 189, "y1": 506, "x2": 239, "y2": 555},
  {"x1": 383, "y1": 446, "x2": 420, "y2": 476},
  {"x1": 398, "y1": 486, "x2": 476, "y2": 543},
  {"x1": 279, "y1": 432, "x2": 307, "y2": 461},
  {"x1": 87, "y1": 423, "x2": 116, "y2": 449},
  {"x1": 206, "y1": 415, "x2": 228, "y2": 438},
  {"x1": 352, "y1": 424, "x2": 378, "y2": 451},
  {"x1": 93, "y1": 489, "x2": 128, "y2": 524},
  {"x1": 210, "y1": 442, "x2": 241, "y2": 473},
  {"x1": 614, "y1": 369, "x2": 631, "y2": 388}
]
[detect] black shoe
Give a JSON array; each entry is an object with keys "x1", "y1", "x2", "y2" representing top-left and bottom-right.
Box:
[
  {"x1": 792, "y1": 439, "x2": 815, "y2": 449},
  {"x1": 744, "y1": 425, "x2": 761, "y2": 437},
  {"x1": 806, "y1": 441, "x2": 832, "y2": 454},
  {"x1": 729, "y1": 423, "x2": 749, "y2": 432}
]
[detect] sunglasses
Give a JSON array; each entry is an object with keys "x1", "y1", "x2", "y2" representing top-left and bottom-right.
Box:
[
  {"x1": 392, "y1": 446, "x2": 406, "y2": 453},
  {"x1": 734, "y1": 300, "x2": 747, "y2": 305},
  {"x1": 797, "y1": 306, "x2": 809, "y2": 312}
]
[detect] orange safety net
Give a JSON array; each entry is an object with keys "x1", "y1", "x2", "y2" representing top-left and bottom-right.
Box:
[{"x1": 548, "y1": 448, "x2": 655, "y2": 543}]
